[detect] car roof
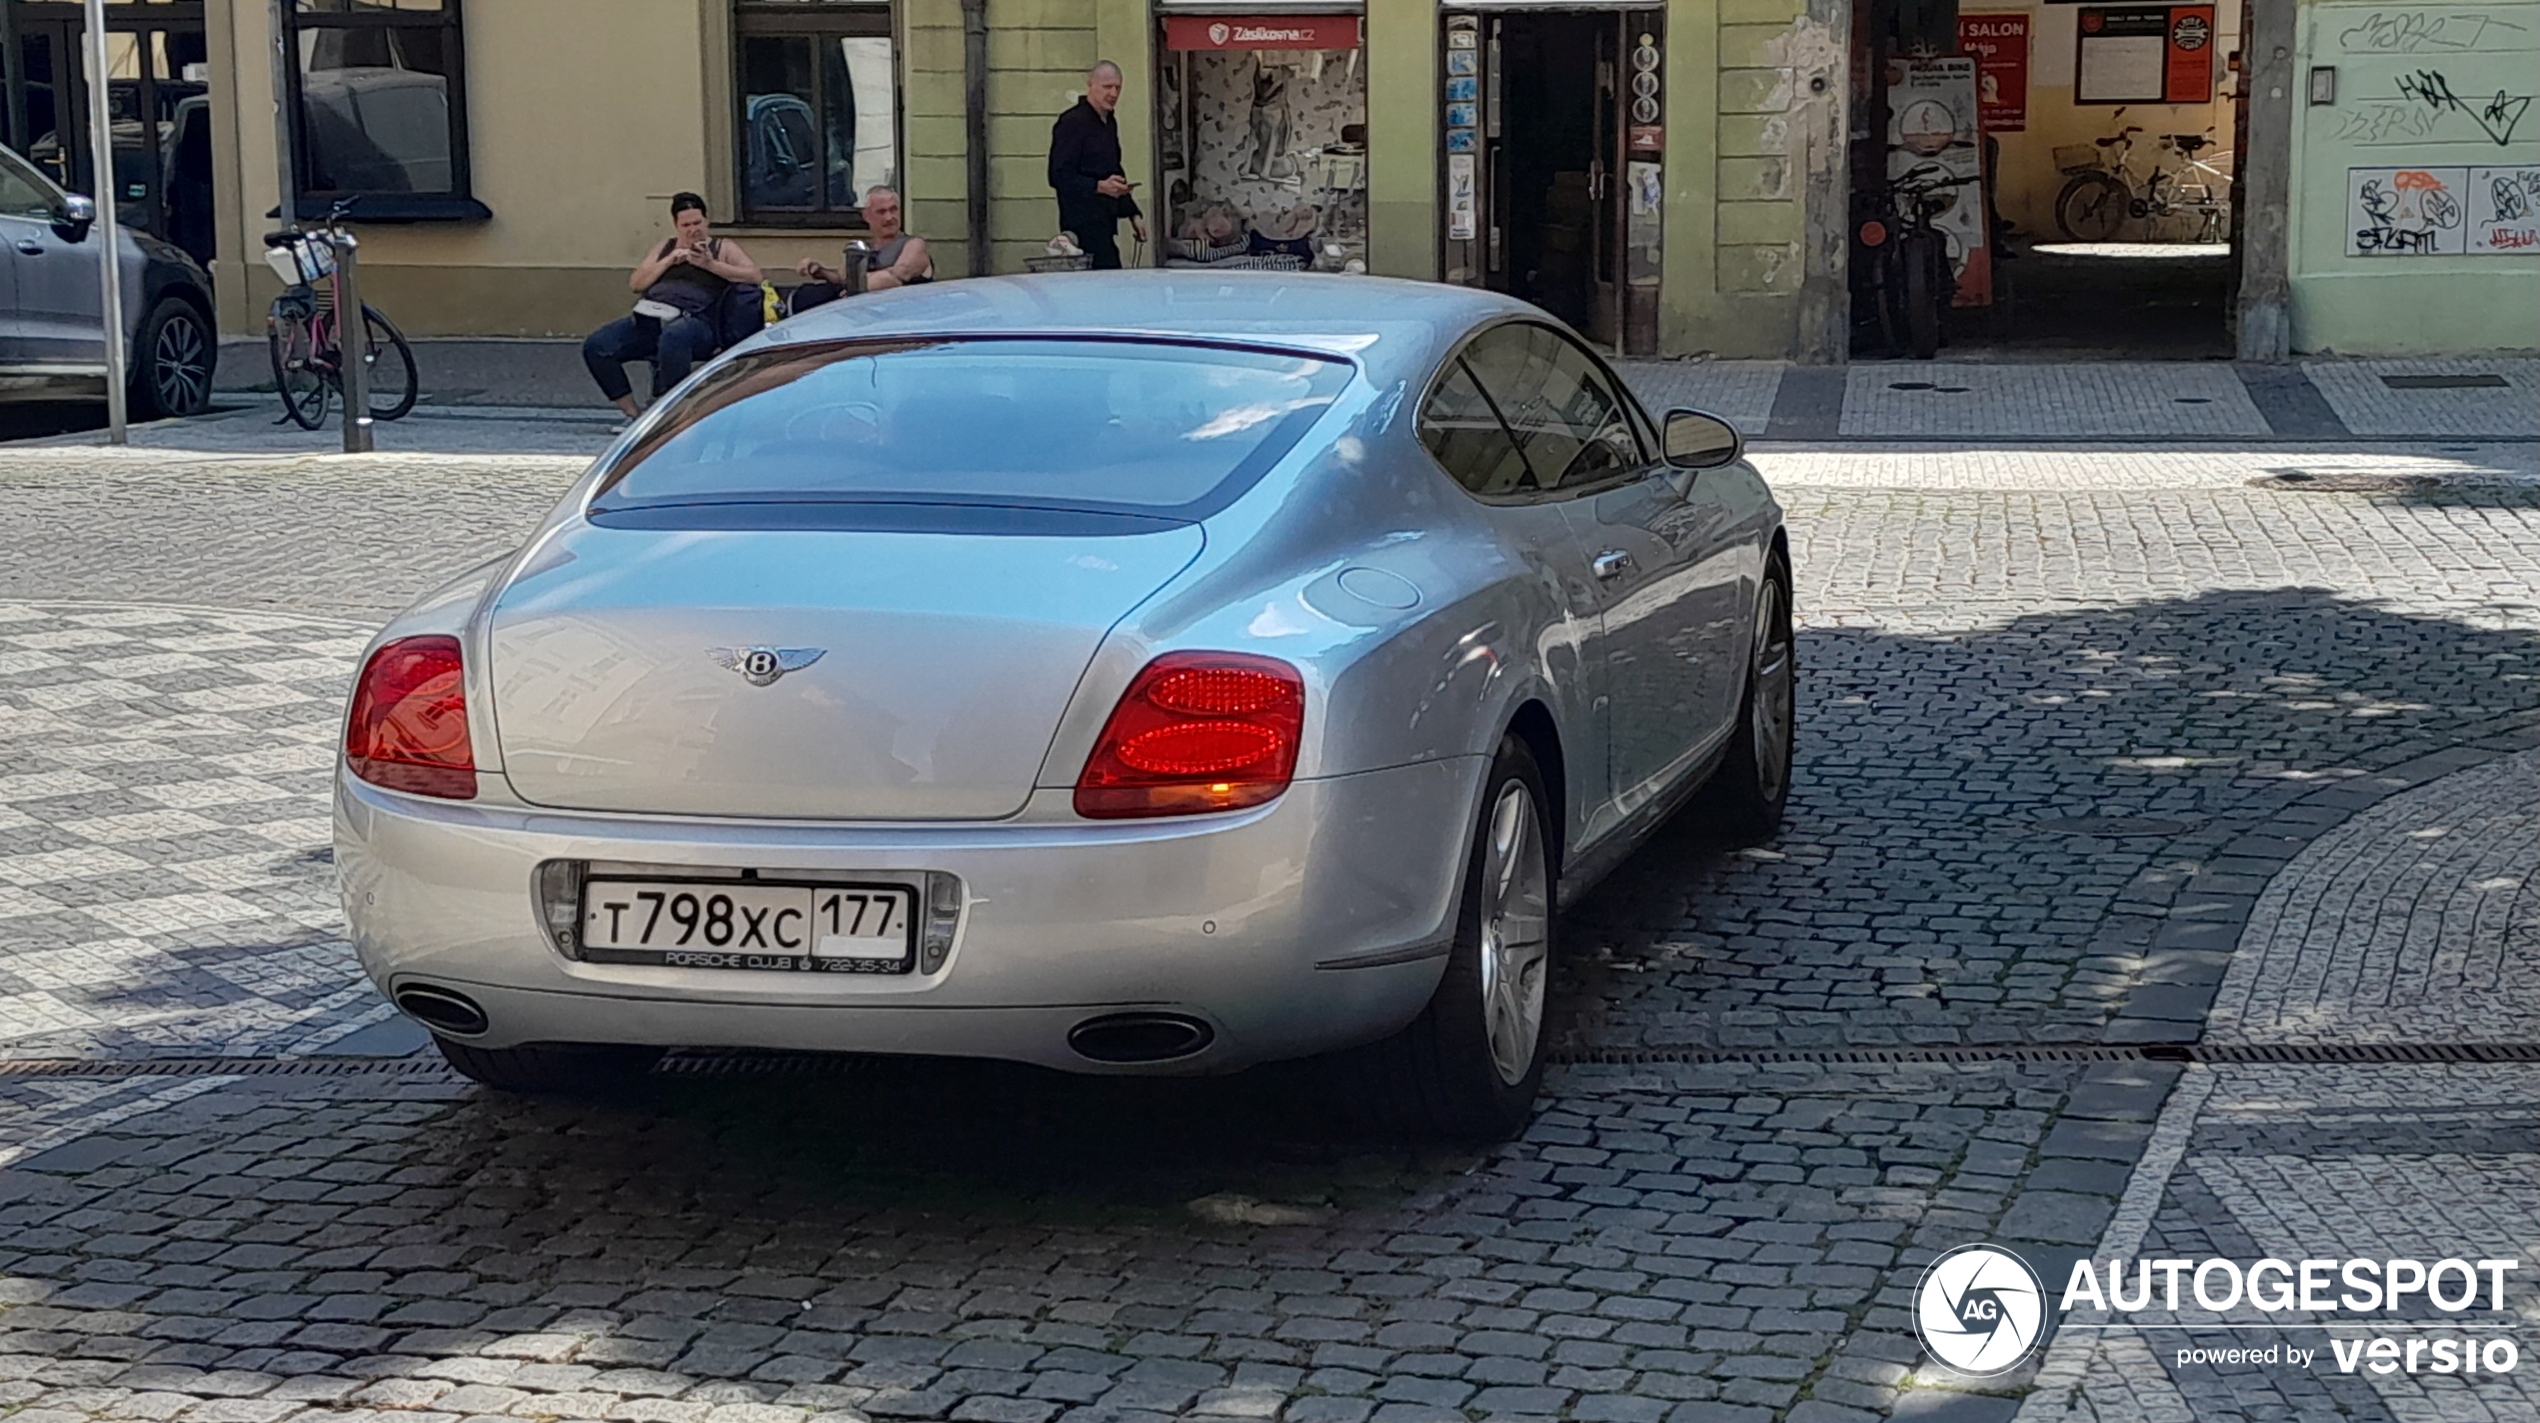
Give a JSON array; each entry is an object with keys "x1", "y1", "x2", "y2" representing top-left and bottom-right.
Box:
[{"x1": 752, "y1": 272, "x2": 1544, "y2": 390}]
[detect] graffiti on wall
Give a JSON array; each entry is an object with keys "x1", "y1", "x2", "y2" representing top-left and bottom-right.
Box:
[
  {"x1": 2471, "y1": 164, "x2": 2540, "y2": 249},
  {"x1": 2348, "y1": 166, "x2": 2467, "y2": 253}
]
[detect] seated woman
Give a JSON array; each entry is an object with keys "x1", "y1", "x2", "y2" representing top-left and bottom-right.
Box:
[{"x1": 583, "y1": 192, "x2": 762, "y2": 419}]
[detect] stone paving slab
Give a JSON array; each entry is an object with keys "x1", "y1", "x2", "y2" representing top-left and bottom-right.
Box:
[
  {"x1": 2014, "y1": 1064, "x2": 2540, "y2": 1423},
  {"x1": 2301, "y1": 359, "x2": 2540, "y2": 440},
  {"x1": 1612, "y1": 364, "x2": 1785, "y2": 437},
  {"x1": 1748, "y1": 443, "x2": 2539, "y2": 490},
  {"x1": 1837, "y1": 366, "x2": 2270, "y2": 442},
  {"x1": 0, "y1": 602, "x2": 388, "y2": 1061}
]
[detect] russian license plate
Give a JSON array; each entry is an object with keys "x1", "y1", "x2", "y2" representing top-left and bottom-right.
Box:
[{"x1": 579, "y1": 877, "x2": 917, "y2": 974}]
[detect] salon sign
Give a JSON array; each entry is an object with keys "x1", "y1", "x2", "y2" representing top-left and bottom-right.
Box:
[{"x1": 1163, "y1": 15, "x2": 1362, "y2": 48}]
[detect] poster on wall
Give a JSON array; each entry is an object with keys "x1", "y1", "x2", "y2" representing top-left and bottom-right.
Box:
[
  {"x1": 1886, "y1": 57, "x2": 1991, "y2": 305},
  {"x1": 2075, "y1": 8, "x2": 2167, "y2": 102},
  {"x1": 2469, "y1": 167, "x2": 2540, "y2": 254},
  {"x1": 1956, "y1": 14, "x2": 2031, "y2": 132},
  {"x1": 2346, "y1": 167, "x2": 2468, "y2": 256},
  {"x1": 1447, "y1": 153, "x2": 1477, "y2": 241},
  {"x1": 2074, "y1": 7, "x2": 2208, "y2": 104},
  {"x1": 2162, "y1": 6, "x2": 2213, "y2": 103}
]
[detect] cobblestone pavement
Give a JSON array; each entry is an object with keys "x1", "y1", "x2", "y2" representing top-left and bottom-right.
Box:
[{"x1": 4, "y1": 441, "x2": 2539, "y2": 1422}]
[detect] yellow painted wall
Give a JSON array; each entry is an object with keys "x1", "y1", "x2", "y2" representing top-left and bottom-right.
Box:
[
  {"x1": 215, "y1": 0, "x2": 978, "y2": 337},
  {"x1": 1967, "y1": 0, "x2": 2240, "y2": 242}
]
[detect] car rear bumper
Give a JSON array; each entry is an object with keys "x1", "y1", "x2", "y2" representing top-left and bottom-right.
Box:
[{"x1": 335, "y1": 757, "x2": 1479, "y2": 1072}]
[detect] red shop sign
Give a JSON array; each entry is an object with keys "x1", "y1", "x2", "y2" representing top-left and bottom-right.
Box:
[
  {"x1": 2164, "y1": 5, "x2": 2215, "y2": 103},
  {"x1": 1955, "y1": 13, "x2": 2030, "y2": 133},
  {"x1": 1162, "y1": 15, "x2": 1362, "y2": 49}
]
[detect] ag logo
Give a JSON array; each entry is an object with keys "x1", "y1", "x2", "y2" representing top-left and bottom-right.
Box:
[
  {"x1": 1914, "y1": 1245, "x2": 2046, "y2": 1375},
  {"x1": 2172, "y1": 13, "x2": 2210, "y2": 48},
  {"x1": 1208, "y1": 21, "x2": 1230, "y2": 45}
]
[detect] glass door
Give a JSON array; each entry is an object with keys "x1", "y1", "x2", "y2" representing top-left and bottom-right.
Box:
[{"x1": 3, "y1": 7, "x2": 211, "y2": 261}]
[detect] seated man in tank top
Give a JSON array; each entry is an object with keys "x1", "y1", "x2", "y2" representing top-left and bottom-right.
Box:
[
  {"x1": 789, "y1": 186, "x2": 933, "y2": 315},
  {"x1": 583, "y1": 192, "x2": 762, "y2": 419}
]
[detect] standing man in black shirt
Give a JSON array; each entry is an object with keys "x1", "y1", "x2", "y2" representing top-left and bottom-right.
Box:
[{"x1": 1047, "y1": 60, "x2": 1148, "y2": 270}]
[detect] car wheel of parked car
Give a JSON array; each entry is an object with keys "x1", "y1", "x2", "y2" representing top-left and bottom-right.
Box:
[
  {"x1": 1362, "y1": 735, "x2": 1555, "y2": 1140},
  {"x1": 133, "y1": 298, "x2": 213, "y2": 419},
  {"x1": 1697, "y1": 552, "x2": 1796, "y2": 843},
  {"x1": 432, "y1": 1037, "x2": 665, "y2": 1095}
]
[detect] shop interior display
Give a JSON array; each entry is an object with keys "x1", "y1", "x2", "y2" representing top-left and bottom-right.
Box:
[{"x1": 1158, "y1": 47, "x2": 1369, "y2": 273}]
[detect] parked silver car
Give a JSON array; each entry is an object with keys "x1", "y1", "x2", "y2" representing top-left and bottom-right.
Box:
[
  {"x1": 0, "y1": 142, "x2": 216, "y2": 417},
  {"x1": 335, "y1": 273, "x2": 1791, "y2": 1136}
]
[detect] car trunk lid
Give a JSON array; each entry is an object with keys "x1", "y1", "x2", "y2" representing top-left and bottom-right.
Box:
[{"x1": 487, "y1": 523, "x2": 1203, "y2": 820}]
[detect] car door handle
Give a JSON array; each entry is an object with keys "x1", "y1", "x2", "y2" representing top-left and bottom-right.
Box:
[
  {"x1": 12, "y1": 240, "x2": 41, "y2": 256},
  {"x1": 1592, "y1": 549, "x2": 1635, "y2": 580}
]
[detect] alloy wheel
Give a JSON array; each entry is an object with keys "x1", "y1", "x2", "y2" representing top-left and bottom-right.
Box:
[
  {"x1": 154, "y1": 316, "x2": 208, "y2": 414},
  {"x1": 1752, "y1": 579, "x2": 1795, "y2": 805},
  {"x1": 1476, "y1": 780, "x2": 1550, "y2": 1086}
]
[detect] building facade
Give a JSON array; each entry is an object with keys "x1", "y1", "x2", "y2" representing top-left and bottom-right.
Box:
[{"x1": 4, "y1": 0, "x2": 2528, "y2": 359}]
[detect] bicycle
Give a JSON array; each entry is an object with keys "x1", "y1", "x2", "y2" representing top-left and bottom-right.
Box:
[
  {"x1": 2053, "y1": 113, "x2": 2233, "y2": 243},
  {"x1": 1857, "y1": 161, "x2": 1976, "y2": 360},
  {"x1": 263, "y1": 197, "x2": 418, "y2": 430}
]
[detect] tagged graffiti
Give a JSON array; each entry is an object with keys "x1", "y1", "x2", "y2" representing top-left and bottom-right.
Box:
[
  {"x1": 2394, "y1": 69, "x2": 2534, "y2": 145},
  {"x1": 2349, "y1": 166, "x2": 2470, "y2": 254},
  {"x1": 2336, "y1": 101, "x2": 2448, "y2": 142},
  {"x1": 2337, "y1": 8, "x2": 2530, "y2": 52},
  {"x1": 2470, "y1": 165, "x2": 2540, "y2": 252}
]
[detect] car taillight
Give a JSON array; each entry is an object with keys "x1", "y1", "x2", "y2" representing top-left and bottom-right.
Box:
[
  {"x1": 1074, "y1": 652, "x2": 1305, "y2": 819},
  {"x1": 345, "y1": 635, "x2": 476, "y2": 799}
]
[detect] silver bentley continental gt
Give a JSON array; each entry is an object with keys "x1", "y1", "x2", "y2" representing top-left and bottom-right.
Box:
[{"x1": 335, "y1": 273, "x2": 1792, "y2": 1137}]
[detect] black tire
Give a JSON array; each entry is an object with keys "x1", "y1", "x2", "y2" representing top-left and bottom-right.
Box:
[
  {"x1": 1356, "y1": 736, "x2": 1557, "y2": 1141},
  {"x1": 2055, "y1": 172, "x2": 2129, "y2": 242},
  {"x1": 433, "y1": 1037, "x2": 664, "y2": 1095},
  {"x1": 268, "y1": 309, "x2": 329, "y2": 430},
  {"x1": 357, "y1": 303, "x2": 419, "y2": 421},
  {"x1": 1872, "y1": 247, "x2": 1907, "y2": 357},
  {"x1": 1695, "y1": 553, "x2": 1797, "y2": 844},
  {"x1": 131, "y1": 297, "x2": 213, "y2": 419},
  {"x1": 1901, "y1": 235, "x2": 1942, "y2": 361}
]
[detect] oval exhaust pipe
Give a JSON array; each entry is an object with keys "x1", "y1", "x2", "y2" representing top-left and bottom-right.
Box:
[
  {"x1": 1067, "y1": 1012, "x2": 1214, "y2": 1064},
  {"x1": 394, "y1": 984, "x2": 489, "y2": 1037}
]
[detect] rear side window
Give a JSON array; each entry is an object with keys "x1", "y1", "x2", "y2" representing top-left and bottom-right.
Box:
[
  {"x1": 1457, "y1": 324, "x2": 1645, "y2": 493},
  {"x1": 595, "y1": 337, "x2": 1351, "y2": 522},
  {"x1": 1418, "y1": 358, "x2": 1534, "y2": 496}
]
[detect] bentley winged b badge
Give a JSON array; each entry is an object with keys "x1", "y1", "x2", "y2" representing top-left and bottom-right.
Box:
[{"x1": 709, "y1": 646, "x2": 827, "y2": 687}]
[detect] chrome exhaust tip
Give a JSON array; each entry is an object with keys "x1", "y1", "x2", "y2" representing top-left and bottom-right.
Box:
[
  {"x1": 1067, "y1": 1012, "x2": 1214, "y2": 1064},
  {"x1": 393, "y1": 983, "x2": 489, "y2": 1038}
]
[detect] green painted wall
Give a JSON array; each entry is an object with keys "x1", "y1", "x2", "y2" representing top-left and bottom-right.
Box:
[
  {"x1": 2288, "y1": 0, "x2": 2540, "y2": 352},
  {"x1": 1366, "y1": 0, "x2": 1440, "y2": 281}
]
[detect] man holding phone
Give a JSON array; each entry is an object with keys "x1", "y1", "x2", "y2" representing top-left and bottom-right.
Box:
[{"x1": 1047, "y1": 60, "x2": 1149, "y2": 270}]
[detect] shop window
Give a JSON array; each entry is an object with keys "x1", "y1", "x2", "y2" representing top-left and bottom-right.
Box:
[
  {"x1": 1156, "y1": 17, "x2": 1368, "y2": 271},
  {"x1": 283, "y1": 0, "x2": 484, "y2": 221},
  {"x1": 736, "y1": 0, "x2": 897, "y2": 225}
]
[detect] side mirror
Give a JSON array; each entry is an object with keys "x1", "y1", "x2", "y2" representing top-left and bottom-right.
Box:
[
  {"x1": 55, "y1": 193, "x2": 94, "y2": 241},
  {"x1": 1662, "y1": 408, "x2": 1743, "y2": 470}
]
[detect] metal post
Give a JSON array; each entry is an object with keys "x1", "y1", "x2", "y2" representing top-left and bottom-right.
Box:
[
  {"x1": 269, "y1": 0, "x2": 298, "y2": 230},
  {"x1": 80, "y1": 0, "x2": 126, "y2": 444},
  {"x1": 335, "y1": 231, "x2": 372, "y2": 452}
]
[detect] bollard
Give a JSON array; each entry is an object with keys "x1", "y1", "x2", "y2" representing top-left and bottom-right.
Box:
[{"x1": 334, "y1": 229, "x2": 373, "y2": 453}]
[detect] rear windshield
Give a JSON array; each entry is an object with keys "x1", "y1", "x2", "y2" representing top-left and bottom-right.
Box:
[{"x1": 592, "y1": 337, "x2": 1351, "y2": 523}]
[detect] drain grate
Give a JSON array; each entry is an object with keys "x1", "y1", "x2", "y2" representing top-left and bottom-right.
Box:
[
  {"x1": 1552, "y1": 1042, "x2": 2540, "y2": 1067},
  {"x1": 2382, "y1": 373, "x2": 2509, "y2": 390},
  {"x1": 2033, "y1": 816, "x2": 2195, "y2": 837},
  {"x1": 2253, "y1": 471, "x2": 2441, "y2": 493},
  {"x1": 0, "y1": 1056, "x2": 448, "y2": 1080},
  {"x1": 11, "y1": 1043, "x2": 2540, "y2": 1080}
]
